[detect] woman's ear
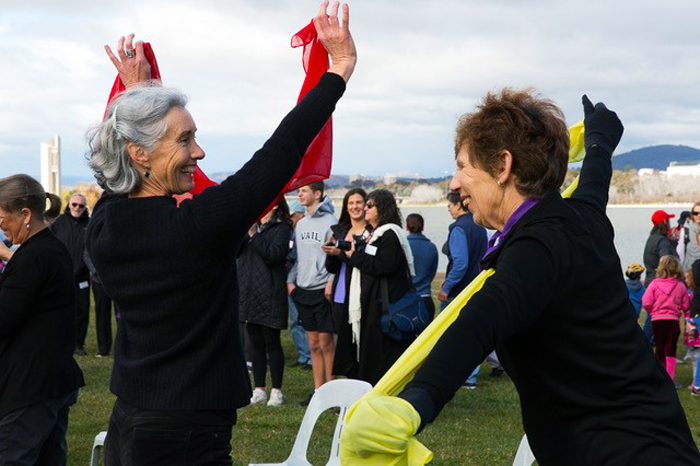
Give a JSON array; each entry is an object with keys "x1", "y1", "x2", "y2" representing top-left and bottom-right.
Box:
[
  {"x1": 127, "y1": 143, "x2": 150, "y2": 170},
  {"x1": 20, "y1": 208, "x2": 33, "y2": 226},
  {"x1": 498, "y1": 150, "x2": 514, "y2": 185}
]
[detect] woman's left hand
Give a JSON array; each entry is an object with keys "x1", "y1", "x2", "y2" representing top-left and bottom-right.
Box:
[{"x1": 105, "y1": 34, "x2": 152, "y2": 88}]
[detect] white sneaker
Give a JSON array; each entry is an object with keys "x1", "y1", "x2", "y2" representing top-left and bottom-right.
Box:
[
  {"x1": 250, "y1": 388, "x2": 267, "y2": 405},
  {"x1": 267, "y1": 389, "x2": 284, "y2": 407}
]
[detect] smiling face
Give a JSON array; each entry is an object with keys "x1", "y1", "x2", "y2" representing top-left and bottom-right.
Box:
[
  {"x1": 145, "y1": 106, "x2": 205, "y2": 196},
  {"x1": 346, "y1": 193, "x2": 366, "y2": 222},
  {"x1": 69, "y1": 194, "x2": 87, "y2": 218},
  {"x1": 0, "y1": 207, "x2": 29, "y2": 245},
  {"x1": 693, "y1": 207, "x2": 700, "y2": 226},
  {"x1": 449, "y1": 146, "x2": 503, "y2": 230}
]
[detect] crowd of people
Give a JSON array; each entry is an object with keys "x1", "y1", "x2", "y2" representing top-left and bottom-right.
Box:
[
  {"x1": 624, "y1": 204, "x2": 700, "y2": 395},
  {"x1": 1, "y1": 1, "x2": 700, "y2": 464}
]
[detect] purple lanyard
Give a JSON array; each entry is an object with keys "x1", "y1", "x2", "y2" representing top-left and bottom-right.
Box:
[{"x1": 483, "y1": 197, "x2": 540, "y2": 258}]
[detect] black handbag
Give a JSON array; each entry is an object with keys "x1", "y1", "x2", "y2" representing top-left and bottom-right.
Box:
[{"x1": 379, "y1": 276, "x2": 430, "y2": 342}]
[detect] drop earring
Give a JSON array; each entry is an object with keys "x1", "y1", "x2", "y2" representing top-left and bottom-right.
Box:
[
  {"x1": 144, "y1": 169, "x2": 150, "y2": 178},
  {"x1": 26, "y1": 223, "x2": 30, "y2": 230}
]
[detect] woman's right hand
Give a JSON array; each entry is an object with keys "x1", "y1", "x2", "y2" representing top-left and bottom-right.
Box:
[
  {"x1": 105, "y1": 34, "x2": 152, "y2": 88},
  {"x1": 314, "y1": 1, "x2": 357, "y2": 83}
]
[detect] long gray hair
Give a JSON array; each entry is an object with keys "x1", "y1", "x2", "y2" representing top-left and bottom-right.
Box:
[{"x1": 86, "y1": 85, "x2": 187, "y2": 193}]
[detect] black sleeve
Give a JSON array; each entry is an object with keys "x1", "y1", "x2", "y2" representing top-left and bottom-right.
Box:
[
  {"x1": 348, "y1": 230, "x2": 403, "y2": 277},
  {"x1": 399, "y1": 234, "x2": 561, "y2": 429},
  {"x1": 659, "y1": 237, "x2": 678, "y2": 258},
  {"x1": 183, "y1": 73, "x2": 346, "y2": 239},
  {"x1": 570, "y1": 145, "x2": 612, "y2": 212},
  {"x1": 325, "y1": 254, "x2": 343, "y2": 274},
  {"x1": 249, "y1": 224, "x2": 292, "y2": 266},
  {"x1": 0, "y1": 252, "x2": 42, "y2": 338}
]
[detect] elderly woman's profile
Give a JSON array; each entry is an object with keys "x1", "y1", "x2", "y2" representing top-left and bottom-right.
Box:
[
  {"x1": 84, "y1": 2, "x2": 356, "y2": 464},
  {"x1": 341, "y1": 91, "x2": 700, "y2": 464}
]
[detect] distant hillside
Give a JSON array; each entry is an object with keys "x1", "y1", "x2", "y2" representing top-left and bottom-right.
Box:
[{"x1": 612, "y1": 145, "x2": 700, "y2": 170}]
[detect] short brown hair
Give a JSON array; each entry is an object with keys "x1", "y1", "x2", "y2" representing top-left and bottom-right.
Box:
[
  {"x1": 406, "y1": 213, "x2": 424, "y2": 234},
  {"x1": 657, "y1": 255, "x2": 684, "y2": 281},
  {"x1": 0, "y1": 174, "x2": 61, "y2": 221},
  {"x1": 308, "y1": 181, "x2": 325, "y2": 198},
  {"x1": 454, "y1": 88, "x2": 569, "y2": 197}
]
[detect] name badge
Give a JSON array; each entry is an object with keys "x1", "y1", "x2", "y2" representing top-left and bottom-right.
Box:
[
  {"x1": 365, "y1": 244, "x2": 378, "y2": 256},
  {"x1": 79, "y1": 281, "x2": 89, "y2": 290},
  {"x1": 289, "y1": 240, "x2": 294, "y2": 249}
]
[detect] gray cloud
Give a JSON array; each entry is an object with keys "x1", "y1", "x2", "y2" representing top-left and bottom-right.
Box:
[{"x1": 1, "y1": 0, "x2": 698, "y2": 181}]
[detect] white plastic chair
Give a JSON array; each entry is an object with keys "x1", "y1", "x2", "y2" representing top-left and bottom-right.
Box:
[
  {"x1": 512, "y1": 434, "x2": 536, "y2": 466},
  {"x1": 90, "y1": 431, "x2": 107, "y2": 466},
  {"x1": 249, "y1": 379, "x2": 372, "y2": 466}
]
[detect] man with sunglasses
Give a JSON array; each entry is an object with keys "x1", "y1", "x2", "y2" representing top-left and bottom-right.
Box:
[{"x1": 51, "y1": 193, "x2": 91, "y2": 356}]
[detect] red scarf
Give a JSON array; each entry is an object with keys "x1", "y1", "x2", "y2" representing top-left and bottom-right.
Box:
[{"x1": 103, "y1": 25, "x2": 331, "y2": 210}]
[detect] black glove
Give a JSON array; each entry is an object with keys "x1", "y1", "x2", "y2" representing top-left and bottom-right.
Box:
[{"x1": 582, "y1": 95, "x2": 624, "y2": 156}]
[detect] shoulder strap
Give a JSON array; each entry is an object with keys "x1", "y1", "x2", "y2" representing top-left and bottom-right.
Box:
[{"x1": 380, "y1": 278, "x2": 390, "y2": 315}]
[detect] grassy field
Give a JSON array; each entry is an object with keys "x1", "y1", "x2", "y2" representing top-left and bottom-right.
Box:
[{"x1": 67, "y1": 299, "x2": 700, "y2": 465}]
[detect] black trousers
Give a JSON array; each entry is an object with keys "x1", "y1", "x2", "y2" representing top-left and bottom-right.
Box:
[
  {"x1": 0, "y1": 390, "x2": 78, "y2": 466},
  {"x1": 75, "y1": 279, "x2": 90, "y2": 348},
  {"x1": 246, "y1": 323, "x2": 284, "y2": 389},
  {"x1": 93, "y1": 281, "x2": 114, "y2": 356},
  {"x1": 104, "y1": 399, "x2": 234, "y2": 466}
]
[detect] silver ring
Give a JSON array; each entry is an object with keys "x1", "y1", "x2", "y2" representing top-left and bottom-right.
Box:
[{"x1": 125, "y1": 49, "x2": 135, "y2": 58}]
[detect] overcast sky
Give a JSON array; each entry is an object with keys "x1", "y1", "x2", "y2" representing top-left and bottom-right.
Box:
[{"x1": 1, "y1": 0, "x2": 699, "y2": 182}]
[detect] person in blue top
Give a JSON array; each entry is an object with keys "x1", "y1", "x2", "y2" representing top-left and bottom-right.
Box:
[
  {"x1": 406, "y1": 213, "x2": 438, "y2": 320},
  {"x1": 439, "y1": 192, "x2": 488, "y2": 307},
  {"x1": 625, "y1": 262, "x2": 646, "y2": 318}
]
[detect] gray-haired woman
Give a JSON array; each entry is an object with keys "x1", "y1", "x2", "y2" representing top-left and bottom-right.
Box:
[{"x1": 84, "y1": 2, "x2": 356, "y2": 464}]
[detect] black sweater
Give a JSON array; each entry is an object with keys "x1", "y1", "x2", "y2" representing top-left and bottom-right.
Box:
[
  {"x1": 86, "y1": 73, "x2": 345, "y2": 414},
  {"x1": 0, "y1": 228, "x2": 84, "y2": 417},
  {"x1": 400, "y1": 146, "x2": 700, "y2": 465}
]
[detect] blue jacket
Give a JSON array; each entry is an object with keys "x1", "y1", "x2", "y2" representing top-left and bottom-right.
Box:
[
  {"x1": 625, "y1": 279, "x2": 645, "y2": 317},
  {"x1": 442, "y1": 213, "x2": 488, "y2": 299},
  {"x1": 407, "y1": 233, "x2": 438, "y2": 297}
]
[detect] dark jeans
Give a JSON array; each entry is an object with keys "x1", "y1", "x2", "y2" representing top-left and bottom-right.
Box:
[
  {"x1": 75, "y1": 279, "x2": 91, "y2": 348},
  {"x1": 93, "y1": 281, "x2": 114, "y2": 355},
  {"x1": 246, "y1": 323, "x2": 284, "y2": 389},
  {"x1": 104, "y1": 399, "x2": 234, "y2": 466},
  {"x1": 0, "y1": 390, "x2": 78, "y2": 466},
  {"x1": 652, "y1": 319, "x2": 680, "y2": 361}
]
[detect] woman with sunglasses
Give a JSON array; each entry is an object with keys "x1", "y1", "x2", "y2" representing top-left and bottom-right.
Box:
[
  {"x1": 50, "y1": 192, "x2": 91, "y2": 356},
  {"x1": 344, "y1": 189, "x2": 415, "y2": 385}
]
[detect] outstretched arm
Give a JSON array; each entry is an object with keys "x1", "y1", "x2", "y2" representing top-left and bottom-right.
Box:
[{"x1": 571, "y1": 95, "x2": 624, "y2": 212}]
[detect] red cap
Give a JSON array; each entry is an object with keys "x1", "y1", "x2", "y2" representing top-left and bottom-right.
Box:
[{"x1": 651, "y1": 210, "x2": 675, "y2": 225}]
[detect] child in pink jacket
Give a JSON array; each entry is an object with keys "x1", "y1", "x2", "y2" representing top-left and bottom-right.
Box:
[{"x1": 642, "y1": 255, "x2": 690, "y2": 381}]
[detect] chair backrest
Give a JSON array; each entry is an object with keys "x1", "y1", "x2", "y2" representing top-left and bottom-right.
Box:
[
  {"x1": 288, "y1": 379, "x2": 372, "y2": 466},
  {"x1": 512, "y1": 434, "x2": 536, "y2": 466}
]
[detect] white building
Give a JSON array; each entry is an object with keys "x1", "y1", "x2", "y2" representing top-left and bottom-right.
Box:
[
  {"x1": 40, "y1": 134, "x2": 61, "y2": 195},
  {"x1": 666, "y1": 161, "x2": 700, "y2": 177}
]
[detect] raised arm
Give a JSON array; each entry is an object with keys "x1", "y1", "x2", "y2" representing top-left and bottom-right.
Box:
[
  {"x1": 571, "y1": 95, "x2": 624, "y2": 211},
  {"x1": 105, "y1": 34, "x2": 153, "y2": 88}
]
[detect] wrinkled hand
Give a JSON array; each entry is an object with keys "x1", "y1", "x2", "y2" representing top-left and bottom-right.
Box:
[
  {"x1": 340, "y1": 396, "x2": 432, "y2": 464},
  {"x1": 105, "y1": 34, "x2": 152, "y2": 88},
  {"x1": 581, "y1": 95, "x2": 624, "y2": 156},
  {"x1": 314, "y1": 1, "x2": 357, "y2": 82}
]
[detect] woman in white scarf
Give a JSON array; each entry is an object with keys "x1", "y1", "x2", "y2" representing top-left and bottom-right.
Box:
[{"x1": 345, "y1": 189, "x2": 415, "y2": 385}]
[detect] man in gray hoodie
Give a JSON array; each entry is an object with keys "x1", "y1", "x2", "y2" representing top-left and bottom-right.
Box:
[{"x1": 287, "y1": 181, "x2": 337, "y2": 405}]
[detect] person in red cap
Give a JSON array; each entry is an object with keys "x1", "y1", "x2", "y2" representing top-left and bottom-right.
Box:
[{"x1": 643, "y1": 210, "x2": 679, "y2": 287}]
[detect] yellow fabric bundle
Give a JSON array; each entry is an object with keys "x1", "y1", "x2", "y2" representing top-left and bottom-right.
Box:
[{"x1": 340, "y1": 123, "x2": 586, "y2": 465}]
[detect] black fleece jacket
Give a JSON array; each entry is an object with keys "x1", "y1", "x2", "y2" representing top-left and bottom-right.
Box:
[{"x1": 400, "y1": 146, "x2": 700, "y2": 465}]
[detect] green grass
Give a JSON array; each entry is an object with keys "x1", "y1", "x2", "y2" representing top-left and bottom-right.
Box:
[{"x1": 67, "y1": 286, "x2": 700, "y2": 465}]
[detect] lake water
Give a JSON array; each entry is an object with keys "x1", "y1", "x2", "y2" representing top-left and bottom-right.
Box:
[{"x1": 400, "y1": 204, "x2": 689, "y2": 273}]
